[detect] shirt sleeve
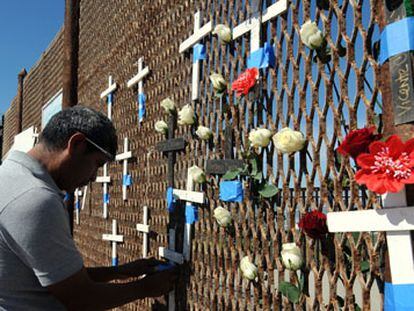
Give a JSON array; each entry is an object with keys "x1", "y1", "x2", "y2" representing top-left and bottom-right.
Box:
[{"x1": 0, "y1": 187, "x2": 84, "y2": 287}]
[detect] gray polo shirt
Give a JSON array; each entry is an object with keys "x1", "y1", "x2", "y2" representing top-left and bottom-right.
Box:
[{"x1": 0, "y1": 151, "x2": 84, "y2": 310}]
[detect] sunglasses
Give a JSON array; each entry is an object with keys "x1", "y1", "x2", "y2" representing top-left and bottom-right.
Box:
[{"x1": 84, "y1": 137, "x2": 114, "y2": 161}]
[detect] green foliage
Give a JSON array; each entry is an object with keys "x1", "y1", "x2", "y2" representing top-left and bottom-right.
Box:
[
  {"x1": 279, "y1": 281, "x2": 301, "y2": 304},
  {"x1": 258, "y1": 184, "x2": 278, "y2": 198}
]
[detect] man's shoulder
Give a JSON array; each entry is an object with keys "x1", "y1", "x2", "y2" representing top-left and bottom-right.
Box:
[{"x1": 0, "y1": 186, "x2": 64, "y2": 222}]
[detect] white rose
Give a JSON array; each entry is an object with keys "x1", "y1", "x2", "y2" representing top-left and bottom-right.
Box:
[
  {"x1": 281, "y1": 243, "x2": 303, "y2": 271},
  {"x1": 178, "y1": 104, "x2": 195, "y2": 125},
  {"x1": 248, "y1": 128, "x2": 272, "y2": 148},
  {"x1": 272, "y1": 127, "x2": 306, "y2": 154},
  {"x1": 213, "y1": 24, "x2": 232, "y2": 44},
  {"x1": 300, "y1": 21, "x2": 324, "y2": 49},
  {"x1": 196, "y1": 126, "x2": 213, "y2": 140},
  {"x1": 189, "y1": 165, "x2": 206, "y2": 184},
  {"x1": 213, "y1": 206, "x2": 232, "y2": 227},
  {"x1": 154, "y1": 120, "x2": 168, "y2": 134},
  {"x1": 240, "y1": 256, "x2": 258, "y2": 281},
  {"x1": 209, "y1": 73, "x2": 227, "y2": 93},
  {"x1": 160, "y1": 98, "x2": 176, "y2": 114}
]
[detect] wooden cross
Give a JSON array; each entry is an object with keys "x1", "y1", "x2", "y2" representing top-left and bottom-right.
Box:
[
  {"x1": 127, "y1": 57, "x2": 150, "y2": 123},
  {"x1": 115, "y1": 137, "x2": 133, "y2": 201},
  {"x1": 100, "y1": 75, "x2": 117, "y2": 120},
  {"x1": 327, "y1": 189, "x2": 414, "y2": 288},
  {"x1": 136, "y1": 205, "x2": 150, "y2": 258},
  {"x1": 96, "y1": 164, "x2": 110, "y2": 219},
  {"x1": 206, "y1": 126, "x2": 244, "y2": 175},
  {"x1": 232, "y1": 0, "x2": 287, "y2": 61},
  {"x1": 102, "y1": 219, "x2": 124, "y2": 267},
  {"x1": 179, "y1": 11, "x2": 212, "y2": 101}
]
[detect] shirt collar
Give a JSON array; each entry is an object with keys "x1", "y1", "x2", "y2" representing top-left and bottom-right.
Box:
[{"x1": 6, "y1": 151, "x2": 64, "y2": 198}]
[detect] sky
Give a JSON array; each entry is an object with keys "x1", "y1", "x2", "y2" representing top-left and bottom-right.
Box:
[{"x1": 0, "y1": 1, "x2": 64, "y2": 119}]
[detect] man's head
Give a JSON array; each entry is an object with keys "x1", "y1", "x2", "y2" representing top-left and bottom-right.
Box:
[{"x1": 35, "y1": 106, "x2": 117, "y2": 192}]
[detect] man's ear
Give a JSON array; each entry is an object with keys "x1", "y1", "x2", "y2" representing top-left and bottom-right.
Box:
[{"x1": 67, "y1": 132, "x2": 88, "y2": 157}]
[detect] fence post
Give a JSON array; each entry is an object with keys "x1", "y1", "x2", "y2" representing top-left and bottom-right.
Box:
[{"x1": 63, "y1": 0, "x2": 80, "y2": 235}]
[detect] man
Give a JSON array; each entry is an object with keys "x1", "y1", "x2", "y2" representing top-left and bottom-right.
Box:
[{"x1": 0, "y1": 106, "x2": 177, "y2": 310}]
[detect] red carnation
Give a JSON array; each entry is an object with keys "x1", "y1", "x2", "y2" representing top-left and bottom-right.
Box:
[
  {"x1": 298, "y1": 210, "x2": 328, "y2": 240},
  {"x1": 231, "y1": 67, "x2": 259, "y2": 97},
  {"x1": 355, "y1": 135, "x2": 414, "y2": 194},
  {"x1": 337, "y1": 127, "x2": 382, "y2": 159}
]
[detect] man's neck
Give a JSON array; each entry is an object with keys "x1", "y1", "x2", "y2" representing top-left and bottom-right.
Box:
[{"x1": 27, "y1": 145, "x2": 64, "y2": 189}]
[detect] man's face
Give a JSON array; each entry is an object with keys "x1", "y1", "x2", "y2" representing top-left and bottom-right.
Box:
[{"x1": 61, "y1": 134, "x2": 111, "y2": 192}]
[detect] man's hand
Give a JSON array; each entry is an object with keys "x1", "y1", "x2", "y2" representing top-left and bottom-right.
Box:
[
  {"x1": 117, "y1": 257, "x2": 167, "y2": 279},
  {"x1": 137, "y1": 268, "x2": 178, "y2": 297}
]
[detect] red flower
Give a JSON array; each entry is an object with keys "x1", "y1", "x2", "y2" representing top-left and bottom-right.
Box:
[
  {"x1": 298, "y1": 211, "x2": 328, "y2": 239},
  {"x1": 355, "y1": 135, "x2": 414, "y2": 194},
  {"x1": 231, "y1": 67, "x2": 259, "y2": 97},
  {"x1": 337, "y1": 127, "x2": 382, "y2": 159}
]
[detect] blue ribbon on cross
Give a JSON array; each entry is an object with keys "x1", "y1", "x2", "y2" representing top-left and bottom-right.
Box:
[
  {"x1": 185, "y1": 204, "x2": 198, "y2": 224},
  {"x1": 247, "y1": 42, "x2": 276, "y2": 69},
  {"x1": 103, "y1": 193, "x2": 110, "y2": 204},
  {"x1": 384, "y1": 282, "x2": 414, "y2": 310},
  {"x1": 379, "y1": 17, "x2": 414, "y2": 65},
  {"x1": 219, "y1": 180, "x2": 244, "y2": 202},
  {"x1": 138, "y1": 93, "x2": 146, "y2": 123},
  {"x1": 123, "y1": 174, "x2": 132, "y2": 186},
  {"x1": 166, "y1": 187, "x2": 176, "y2": 213},
  {"x1": 193, "y1": 43, "x2": 207, "y2": 63}
]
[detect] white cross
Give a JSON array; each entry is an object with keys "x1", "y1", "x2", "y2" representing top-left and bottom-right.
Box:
[
  {"x1": 102, "y1": 219, "x2": 124, "y2": 266},
  {"x1": 74, "y1": 188, "x2": 83, "y2": 225},
  {"x1": 179, "y1": 11, "x2": 212, "y2": 101},
  {"x1": 96, "y1": 164, "x2": 110, "y2": 219},
  {"x1": 100, "y1": 75, "x2": 117, "y2": 120},
  {"x1": 127, "y1": 57, "x2": 150, "y2": 123},
  {"x1": 327, "y1": 188, "x2": 414, "y2": 285},
  {"x1": 232, "y1": 0, "x2": 288, "y2": 54},
  {"x1": 115, "y1": 137, "x2": 133, "y2": 201},
  {"x1": 136, "y1": 205, "x2": 150, "y2": 258}
]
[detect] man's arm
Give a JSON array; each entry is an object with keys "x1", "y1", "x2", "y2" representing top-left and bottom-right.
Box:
[
  {"x1": 87, "y1": 257, "x2": 166, "y2": 282},
  {"x1": 48, "y1": 266, "x2": 177, "y2": 311}
]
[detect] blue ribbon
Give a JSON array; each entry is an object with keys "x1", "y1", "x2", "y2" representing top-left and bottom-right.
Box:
[
  {"x1": 75, "y1": 201, "x2": 81, "y2": 210},
  {"x1": 193, "y1": 43, "x2": 206, "y2": 63},
  {"x1": 185, "y1": 204, "x2": 198, "y2": 224},
  {"x1": 123, "y1": 174, "x2": 132, "y2": 186},
  {"x1": 379, "y1": 17, "x2": 414, "y2": 65},
  {"x1": 247, "y1": 42, "x2": 276, "y2": 69},
  {"x1": 166, "y1": 187, "x2": 175, "y2": 213},
  {"x1": 112, "y1": 257, "x2": 118, "y2": 266},
  {"x1": 138, "y1": 93, "x2": 146, "y2": 123},
  {"x1": 107, "y1": 93, "x2": 113, "y2": 105},
  {"x1": 103, "y1": 193, "x2": 110, "y2": 204},
  {"x1": 384, "y1": 282, "x2": 414, "y2": 310},
  {"x1": 219, "y1": 180, "x2": 244, "y2": 202}
]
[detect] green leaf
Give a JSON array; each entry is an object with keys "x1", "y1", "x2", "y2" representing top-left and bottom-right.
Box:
[
  {"x1": 253, "y1": 171, "x2": 263, "y2": 181},
  {"x1": 258, "y1": 184, "x2": 278, "y2": 198},
  {"x1": 360, "y1": 260, "x2": 370, "y2": 273},
  {"x1": 279, "y1": 281, "x2": 301, "y2": 304},
  {"x1": 250, "y1": 157, "x2": 258, "y2": 176},
  {"x1": 222, "y1": 168, "x2": 243, "y2": 180}
]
